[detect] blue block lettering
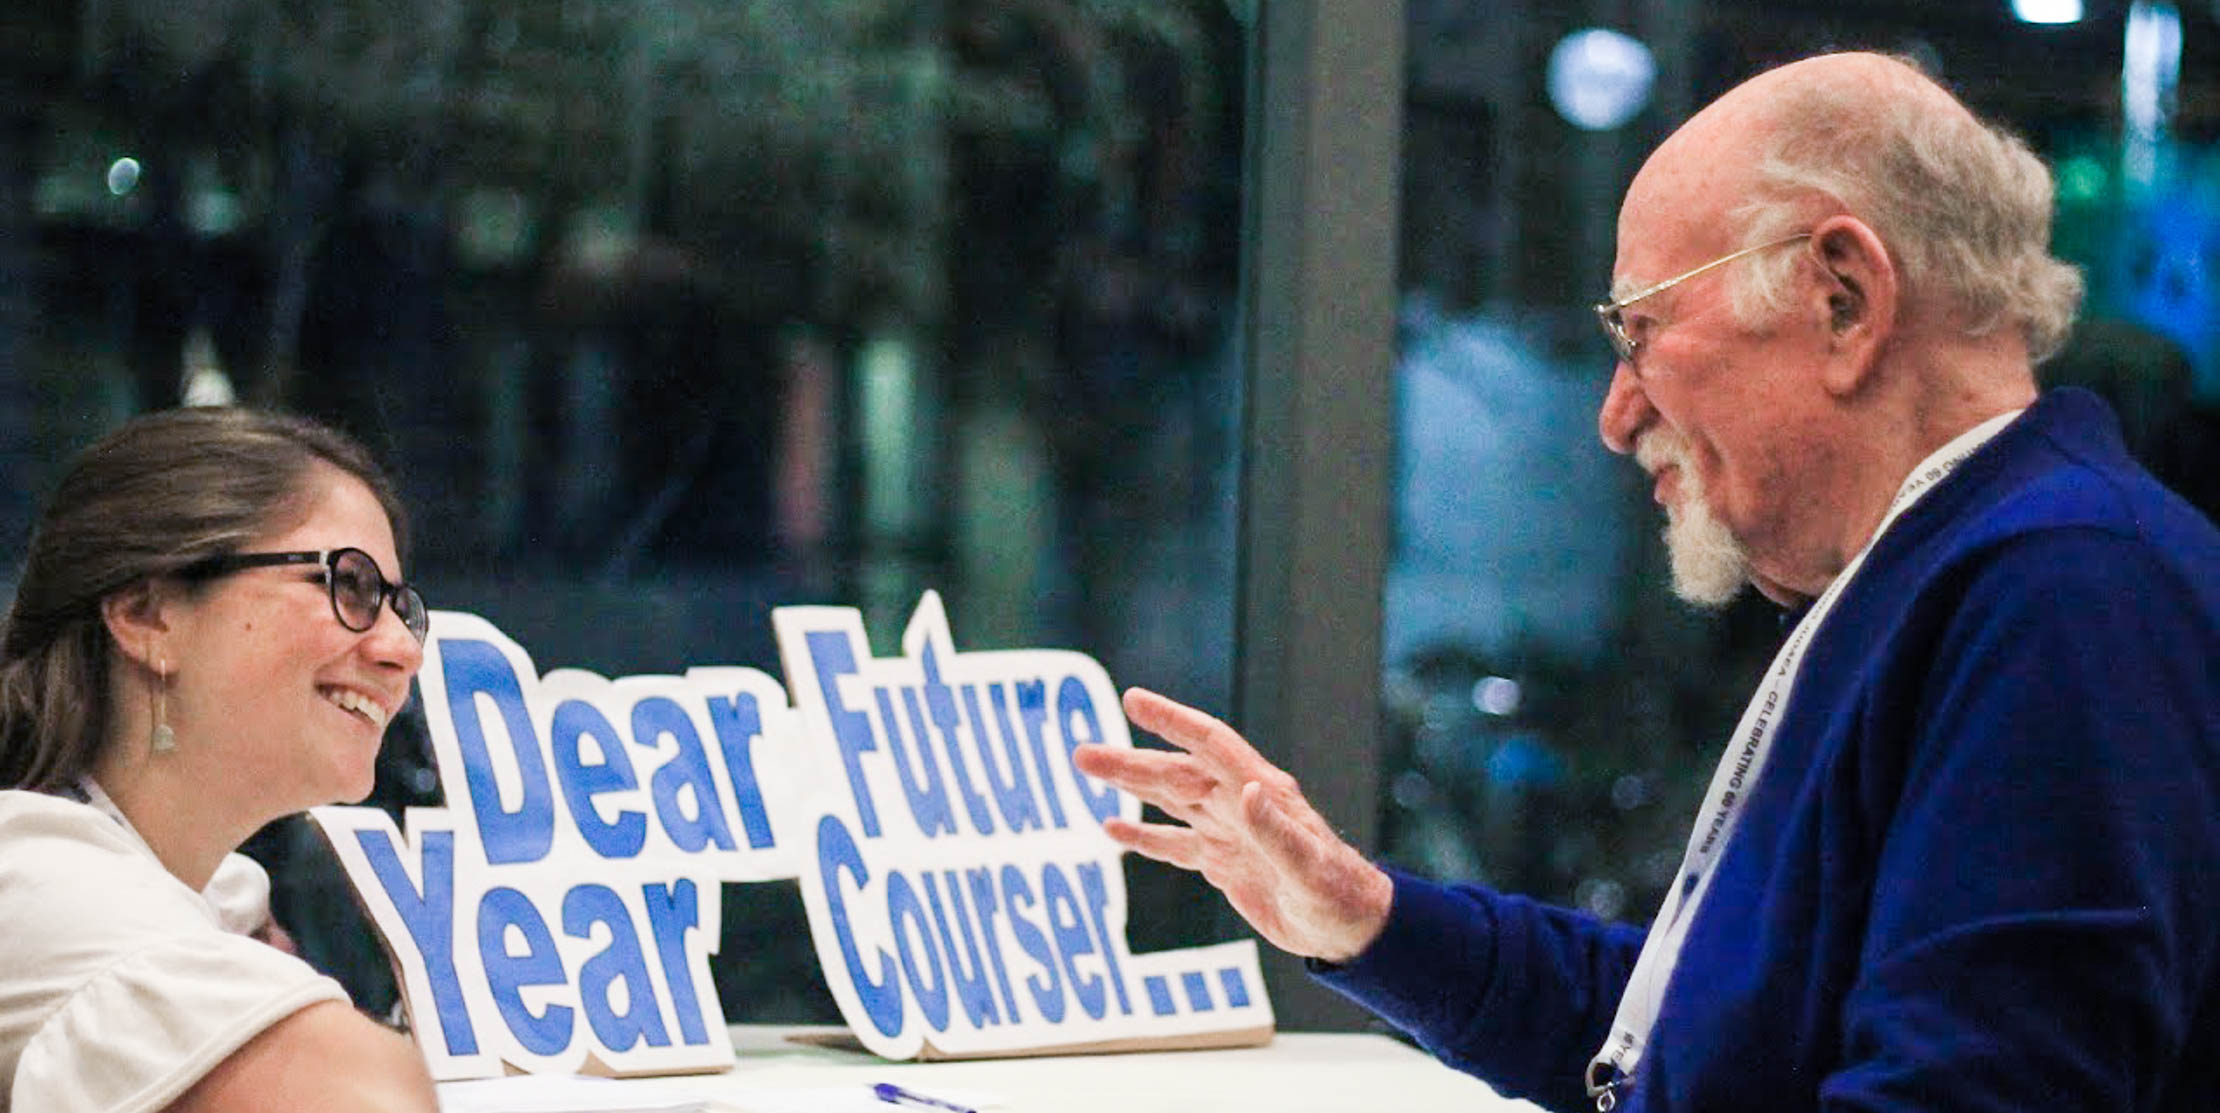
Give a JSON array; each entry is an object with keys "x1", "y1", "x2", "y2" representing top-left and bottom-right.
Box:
[
  {"x1": 818, "y1": 816, "x2": 903, "y2": 1037},
  {"x1": 806, "y1": 632, "x2": 882, "y2": 838},
  {"x1": 565, "y1": 884, "x2": 671, "y2": 1052},
  {"x1": 1218, "y1": 967, "x2": 1251, "y2": 1008},
  {"x1": 441, "y1": 639, "x2": 554, "y2": 864},
  {"x1": 1014, "y1": 680, "x2": 1068, "y2": 828},
  {"x1": 1144, "y1": 975, "x2": 1177, "y2": 1016},
  {"x1": 1057, "y1": 677, "x2": 1121, "y2": 823},
  {"x1": 643, "y1": 881, "x2": 712, "y2": 1045},
  {"x1": 1041, "y1": 863, "x2": 1106, "y2": 1020},
  {"x1": 1076, "y1": 862, "x2": 1133, "y2": 1015},
  {"x1": 924, "y1": 871, "x2": 999, "y2": 1028},
  {"x1": 478, "y1": 887, "x2": 574, "y2": 1057},
  {"x1": 1000, "y1": 865, "x2": 1064, "y2": 1023},
  {"x1": 550, "y1": 700, "x2": 647, "y2": 859},
  {"x1": 917, "y1": 670, "x2": 995, "y2": 836},
  {"x1": 965, "y1": 867, "x2": 1022, "y2": 1022},
  {"x1": 705, "y1": 694, "x2": 776, "y2": 849},
  {"x1": 635, "y1": 697, "x2": 736, "y2": 853},
  {"x1": 887, "y1": 871, "x2": 951, "y2": 1032},
  {"x1": 1180, "y1": 970, "x2": 1214, "y2": 1012},
  {"x1": 353, "y1": 828, "x2": 477, "y2": 1056},
  {"x1": 963, "y1": 683, "x2": 1043, "y2": 833},
  {"x1": 877, "y1": 686, "x2": 955, "y2": 837}
]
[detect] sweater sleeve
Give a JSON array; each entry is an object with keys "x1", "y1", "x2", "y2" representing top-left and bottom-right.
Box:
[
  {"x1": 1312, "y1": 868, "x2": 1645, "y2": 1113},
  {"x1": 1823, "y1": 527, "x2": 2220, "y2": 1112}
]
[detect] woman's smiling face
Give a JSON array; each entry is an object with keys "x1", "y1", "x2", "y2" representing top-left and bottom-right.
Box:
[{"x1": 161, "y1": 462, "x2": 423, "y2": 813}]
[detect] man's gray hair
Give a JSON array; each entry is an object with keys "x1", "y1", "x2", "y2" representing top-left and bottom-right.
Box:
[{"x1": 1727, "y1": 63, "x2": 2084, "y2": 362}]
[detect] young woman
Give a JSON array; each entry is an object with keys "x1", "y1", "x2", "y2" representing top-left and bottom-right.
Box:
[{"x1": 0, "y1": 408, "x2": 437, "y2": 1112}]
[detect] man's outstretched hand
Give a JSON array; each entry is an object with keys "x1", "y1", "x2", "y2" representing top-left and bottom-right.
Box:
[{"x1": 1071, "y1": 687, "x2": 1393, "y2": 964}]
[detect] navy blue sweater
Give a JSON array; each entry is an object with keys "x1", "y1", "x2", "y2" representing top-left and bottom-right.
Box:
[{"x1": 1317, "y1": 389, "x2": 2220, "y2": 1112}]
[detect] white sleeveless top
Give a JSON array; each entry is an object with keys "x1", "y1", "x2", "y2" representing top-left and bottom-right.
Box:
[{"x1": 0, "y1": 789, "x2": 347, "y2": 1112}]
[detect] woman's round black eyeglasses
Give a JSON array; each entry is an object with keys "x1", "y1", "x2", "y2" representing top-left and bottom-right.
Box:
[{"x1": 180, "y1": 548, "x2": 428, "y2": 644}]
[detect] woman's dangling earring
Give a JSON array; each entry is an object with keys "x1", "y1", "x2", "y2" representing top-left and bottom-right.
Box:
[{"x1": 150, "y1": 652, "x2": 176, "y2": 754}]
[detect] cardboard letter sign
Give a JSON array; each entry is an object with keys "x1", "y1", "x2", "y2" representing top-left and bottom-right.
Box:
[{"x1": 312, "y1": 593, "x2": 1271, "y2": 1079}]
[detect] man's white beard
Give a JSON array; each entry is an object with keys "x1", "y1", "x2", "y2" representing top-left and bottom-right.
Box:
[{"x1": 1637, "y1": 429, "x2": 1751, "y2": 608}]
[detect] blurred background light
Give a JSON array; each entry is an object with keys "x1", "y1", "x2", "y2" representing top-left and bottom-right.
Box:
[
  {"x1": 1547, "y1": 28, "x2": 1656, "y2": 131},
  {"x1": 2056, "y1": 153, "x2": 2110, "y2": 204},
  {"x1": 2124, "y1": 0, "x2": 2184, "y2": 185},
  {"x1": 2125, "y1": 1, "x2": 2183, "y2": 140},
  {"x1": 1474, "y1": 676, "x2": 1522, "y2": 717},
  {"x1": 2012, "y1": 0, "x2": 2084, "y2": 23},
  {"x1": 105, "y1": 157, "x2": 140, "y2": 197}
]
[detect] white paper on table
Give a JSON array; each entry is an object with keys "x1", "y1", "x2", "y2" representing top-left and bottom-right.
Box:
[
  {"x1": 435, "y1": 1074, "x2": 710, "y2": 1113},
  {"x1": 721, "y1": 1083, "x2": 1005, "y2": 1113}
]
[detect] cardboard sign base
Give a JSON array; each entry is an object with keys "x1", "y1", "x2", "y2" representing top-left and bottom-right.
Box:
[{"x1": 783, "y1": 1024, "x2": 1276, "y2": 1061}]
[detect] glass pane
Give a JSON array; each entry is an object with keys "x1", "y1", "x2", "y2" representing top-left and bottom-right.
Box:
[
  {"x1": 6, "y1": 0, "x2": 1250, "y2": 1021},
  {"x1": 1385, "y1": 4, "x2": 2220, "y2": 924}
]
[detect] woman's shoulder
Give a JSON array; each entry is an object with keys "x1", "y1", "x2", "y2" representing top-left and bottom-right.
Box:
[
  {"x1": 0, "y1": 788, "x2": 213, "y2": 943},
  {"x1": 0, "y1": 788, "x2": 148, "y2": 855},
  {"x1": 0, "y1": 788, "x2": 172, "y2": 871}
]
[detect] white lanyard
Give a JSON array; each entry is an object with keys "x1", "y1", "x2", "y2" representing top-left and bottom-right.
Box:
[{"x1": 1584, "y1": 409, "x2": 2022, "y2": 1111}]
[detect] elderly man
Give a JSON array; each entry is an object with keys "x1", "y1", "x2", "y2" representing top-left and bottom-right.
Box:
[{"x1": 1073, "y1": 52, "x2": 2220, "y2": 1113}]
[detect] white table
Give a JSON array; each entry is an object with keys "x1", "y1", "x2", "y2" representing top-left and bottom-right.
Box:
[{"x1": 623, "y1": 1025, "x2": 1544, "y2": 1113}]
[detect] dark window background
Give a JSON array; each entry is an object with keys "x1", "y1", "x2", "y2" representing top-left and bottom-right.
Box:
[{"x1": 1, "y1": 0, "x2": 1250, "y2": 1023}]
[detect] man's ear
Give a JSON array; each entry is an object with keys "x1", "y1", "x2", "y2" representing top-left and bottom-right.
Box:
[
  {"x1": 1806, "y1": 214, "x2": 1899, "y2": 396},
  {"x1": 100, "y1": 579, "x2": 173, "y2": 671}
]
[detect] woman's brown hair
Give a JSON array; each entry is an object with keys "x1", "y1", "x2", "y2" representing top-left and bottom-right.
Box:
[{"x1": 0, "y1": 407, "x2": 406, "y2": 792}]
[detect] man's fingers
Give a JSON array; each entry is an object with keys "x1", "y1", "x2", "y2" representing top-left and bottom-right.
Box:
[
  {"x1": 1103, "y1": 816, "x2": 1206, "y2": 871},
  {"x1": 1121, "y1": 687, "x2": 1221, "y2": 750},
  {"x1": 1073, "y1": 743, "x2": 1220, "y2": 809},
  {"x1": 1123, "y1": 687, "x2": 1272, "y2": 779}
]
